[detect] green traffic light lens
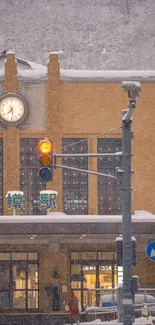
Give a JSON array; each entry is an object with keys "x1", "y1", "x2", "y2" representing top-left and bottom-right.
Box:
[{"x1": 39, "y1": 167, "x2": 52, "y2": 181}]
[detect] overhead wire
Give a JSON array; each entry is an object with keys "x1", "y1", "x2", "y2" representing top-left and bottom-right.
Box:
[{"x1": 54, "y1": 127, "x2": 122, "y2": 153}]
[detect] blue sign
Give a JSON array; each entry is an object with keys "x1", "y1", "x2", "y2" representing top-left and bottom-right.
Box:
[{"x1": 146, "y1": 241, "x2": 155, "y2": 262}]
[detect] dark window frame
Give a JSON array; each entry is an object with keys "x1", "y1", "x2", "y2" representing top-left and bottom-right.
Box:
[
  {"x1": 62, "y1": 138, "x2": 88, "y2": 215},
  {"x1": 20, "y1": 138, "x2": 46, "y2": 215},
  {"x1": 0, "y1": 251, "x2": 39, "y2": 311},
  {"x1": 98, "y1": 138, "x2": 122, "y2": 215}
]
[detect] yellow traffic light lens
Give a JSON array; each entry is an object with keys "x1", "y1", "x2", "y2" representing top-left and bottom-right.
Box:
[
  {"x1": 38, "y1": 139, "x2": 52, "y2": 154},
  {"x1": 39, "y1": 154, "x2": 51, "y2": 166}
]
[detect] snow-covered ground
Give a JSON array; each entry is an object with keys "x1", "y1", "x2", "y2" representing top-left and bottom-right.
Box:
[
  {"x1": 65, "y1": 316, "x2": 155, "y2": 325},
  {"x1": 0, "y1": 0, "x2": 155, "y2": 70}
]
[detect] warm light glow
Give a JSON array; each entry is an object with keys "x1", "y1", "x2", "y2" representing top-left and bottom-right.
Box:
[{"x1": 38, "y1": 139, "x2": 52, "y2": 154}]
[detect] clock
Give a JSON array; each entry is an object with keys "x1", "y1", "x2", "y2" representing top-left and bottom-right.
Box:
[{"x1": 0, "y1": 93, "x2": 29, "y2": 127}]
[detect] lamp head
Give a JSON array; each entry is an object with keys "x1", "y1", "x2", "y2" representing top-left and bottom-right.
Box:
[{"x1": 122, "y1": 81, "x2": 141, "y2": 101}]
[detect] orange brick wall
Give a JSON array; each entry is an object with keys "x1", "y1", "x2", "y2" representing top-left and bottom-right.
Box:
[
  {"x1": 0, "y1": 53, "x2": 155, "y2": 310},
  {"x1": 2, "y1": 52, "x2": 155, "y2": 215}
]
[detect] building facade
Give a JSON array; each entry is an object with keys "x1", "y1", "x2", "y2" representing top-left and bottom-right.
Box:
[{"x1": 0, "y1": 52, "x2": 154, "y2": 312}]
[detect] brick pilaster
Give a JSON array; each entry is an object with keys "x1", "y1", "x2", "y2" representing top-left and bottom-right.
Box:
[
  {"x1": 3, "y1": 52, "x2": 18, "y2": 93},
  {"x1": 46, "y1": 53, "x2": 63, "y2": 211},
  {"x1": 3, "y1": 128, "x2": 20, "y2": 215}
]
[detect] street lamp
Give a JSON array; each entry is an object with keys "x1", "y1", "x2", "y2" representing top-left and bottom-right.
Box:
[{"x1": 121, "y1": 81, "x2": 141, "y2": 325}]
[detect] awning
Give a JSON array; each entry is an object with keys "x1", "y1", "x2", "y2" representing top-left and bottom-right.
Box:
[{"x1": 0, "y1": 213, "x2": 154, "y2": 235}]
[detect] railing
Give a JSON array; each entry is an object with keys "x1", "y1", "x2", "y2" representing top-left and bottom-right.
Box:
[
  {"x1": 86, "y1": 287, "x2": 117, "y2": 307},
  {"x1": 85, "y1": 287, "x2": 155, "y2": 321}
]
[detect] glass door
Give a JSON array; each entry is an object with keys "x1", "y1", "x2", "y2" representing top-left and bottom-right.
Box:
[
  {"x1": 82, "y1": 265, "x2": 97, "y2": 307},
  {"x1": 70, "y1": 251, "x2": 117, "y2": 309},
  {"x1": 13, "y1": 263, "x2": 39, "y2": 309},
  {"x1": 13, "y1": 263, "x2": 27, "y2": 309},
  {"x1": 71, "y1": 263, "x2": 116, "y2": 308},
  {"x1": 28, "y1": 264, "x2": 38, "y2": 309},
  {"x1": 0, "y1": 252, "x2": 39, "y2": 310}
]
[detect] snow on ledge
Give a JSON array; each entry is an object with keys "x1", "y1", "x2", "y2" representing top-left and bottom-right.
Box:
[
  {"x1": 16, "y1": 64, "x2": 155, "y2": 81},
  {"x1": 134, "y1": 210, "x2": 153, "y2": 216},
  {"x1": 0, "y1": 214, "x2": 154, "y2": 224},
  {"x1": 0, "y1": 68, "x2": 5, "y2": 77}
]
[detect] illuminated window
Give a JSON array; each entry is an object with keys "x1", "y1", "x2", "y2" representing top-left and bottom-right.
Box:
[
  {"x1": 62, "y1": 138, "x2": 88, "y2": 215},
  {"x1": 20, "y1": 138, "x2": 46, "y2": 215},
  {"x1": 98, "y1": 138, "x2": 122, "y2": 215},
  {"x1": 70, "y1": 251, "x2": 117, "y2": 308}
]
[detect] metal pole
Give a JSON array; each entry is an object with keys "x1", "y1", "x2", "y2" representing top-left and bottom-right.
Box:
[
  {"x1": 54, "y1": 152, "x2": 122, "y2": 157},
  {"x1": 122, "y1": 109, "x2": 133, "y2": 325},
  {"x1": 55, "y1": 164, "x2": 117, "y2": 179}
]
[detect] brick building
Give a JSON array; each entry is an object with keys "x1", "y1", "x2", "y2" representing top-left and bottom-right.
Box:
[{"x1": 0, "y1": 51, "x2": 154, "y2": 313}]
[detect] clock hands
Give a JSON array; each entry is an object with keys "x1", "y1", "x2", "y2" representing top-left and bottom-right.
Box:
[{"x1": 7, "y1": 107, "x2": 14, "y2": 115}]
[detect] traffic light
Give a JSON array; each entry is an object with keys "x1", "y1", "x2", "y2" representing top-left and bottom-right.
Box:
[
  {"x1": 116, "y1": 236, "x2": 123, "y2": 266},
  {"x1": 38, "y1": 138, "x2": 53, "y2": 182},
  {"x1": 116, "y1": 236, "x2": 137, "y2": 267}
]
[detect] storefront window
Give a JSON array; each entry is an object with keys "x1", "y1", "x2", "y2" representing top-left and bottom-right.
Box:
[
  {"x1": 82, "y1": 252, "x2": 97, "y2": 260},
  {"x1": 98, "y1": 252, "x2": 114, "y2": 260},
  {"x1": 71, "y1": 265, "x2": 81, "y2": 289},
  {"x1": 0, "y1": 252, "x2": 39, "y2": 310},
  {"x1": 71, "y1": 251, "x2": 117, "y2": 308},
  {"x1": 0, "y1": 253, "x2": 10, "y2": 260},
  {"x1": 12, "y1": 252, "x2": 28, "y2": 260},
  {"x1": 13, "y1": 291, "x2": 26, "y2": 309}
]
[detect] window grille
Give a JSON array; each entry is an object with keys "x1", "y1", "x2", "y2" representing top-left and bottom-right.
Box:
[
  {"x1": 98, "y1": 138, "x2": 122, "y2": 215},
  {"x1": 20, "y1": 139, "x2": 46, "y2": 215},
  {"x1": 62, "y1": 138, "x2": 88, "y2": 215}
]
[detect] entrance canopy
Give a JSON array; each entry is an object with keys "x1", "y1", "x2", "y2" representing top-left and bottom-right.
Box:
[{"x1": 0, "y1": 213, "x2": 154, "y2": 235}]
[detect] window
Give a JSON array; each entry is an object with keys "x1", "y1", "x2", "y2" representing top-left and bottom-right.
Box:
[
  {"x1": 0, "y1": 252, "x2": 39, "y2": 310},
  {"x1": 20, "y1": 139, "x2": 46, "y2": 215},
  {"x1": 0, "y1": 139, "x2": 3, "y2": 215},
  {"x1": 62, "y1": 138, "x2": 88, "y2": 215},
  {"x1": 98, "y1": 138, "x2": 122, "y2": 215},
  {"x1": 70, "y1": 251, "x2": 117, "y2": 308}
]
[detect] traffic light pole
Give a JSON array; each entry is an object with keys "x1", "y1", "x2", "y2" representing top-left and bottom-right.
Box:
[
  {"x1": 122, "y1": 109, "x2": 133, "y2": 325},
  {"x1": 121, "y1": 81, "x2": 141, "y2": 325}
]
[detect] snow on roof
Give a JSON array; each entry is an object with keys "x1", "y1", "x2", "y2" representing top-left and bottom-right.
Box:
[
  {"x1": 16, "y1": 67, "x2": 155, "y2": 81},
  {"x1": 7, "y1": 50, "x2": 15, "y2": 55},
  {"x1": 17, "y1": 58, "x2": 47, "y2": 78},
  {"x1": 0, "y1": 213, "x2": 154, "y2": 224},
  {"x1": 60, "y1": 69, "x2": 155, "y2": 82},
  {"x1": 1, "y1": 54, "x2": 155, "y2": 81},
  {"x1": 17, "y1": 68, "x2": 47, "y2": 78}
]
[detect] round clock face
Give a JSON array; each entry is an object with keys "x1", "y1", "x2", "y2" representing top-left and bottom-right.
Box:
[{"x1": 0, "y1": 96, "x2": 24, "y2": 122}]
